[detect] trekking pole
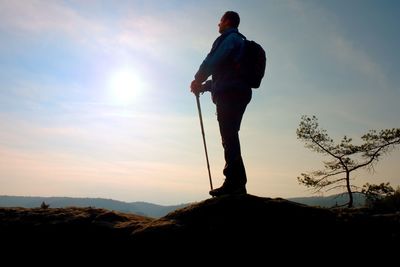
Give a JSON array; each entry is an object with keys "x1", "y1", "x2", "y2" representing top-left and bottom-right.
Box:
[{"x1": 195, "y1": 93, "x2": 213, "y2": 190}]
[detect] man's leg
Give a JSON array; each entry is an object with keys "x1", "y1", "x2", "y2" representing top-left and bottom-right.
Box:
[
  {"x1": 210, "y1": 89, "x2": 251, "y2": 196},
  {"x1": 221, "y1": 119, "x2": 247, "y2": 187}
]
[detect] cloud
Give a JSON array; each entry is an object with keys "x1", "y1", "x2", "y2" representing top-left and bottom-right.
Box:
[
  {"x1": 0, "y1": 108, "x2": 209, "y2": 203},
  {"x1": 108, "y1": 6, "x2": 219, "y2": 68},
  {"x1": 0, "y1": 0, "x2": 217, "y2": 82},
  {"x1": 0, "y1": 112, "x2": 91, "y2": 152},
  {"x1": 0, "y1": 1, "x2": 214, "y2": 52},
  {"x1": 0, "y1": 0, "x2": 105, "y2": 42},
  {"x1": 329, "y1": 34, "x2": 387, "y2": 86},
  {"x1": 0, "y1": 99, "x2": 204, "y2": 167}
]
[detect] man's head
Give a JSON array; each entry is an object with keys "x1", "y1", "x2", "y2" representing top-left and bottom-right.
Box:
[{"x1": 218, "y1": 11, "x2": 240, "y2": 34}]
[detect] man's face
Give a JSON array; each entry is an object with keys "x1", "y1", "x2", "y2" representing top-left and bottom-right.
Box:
[{"x1": 218, "y1": 16, "x2": 230, "y2": 34}]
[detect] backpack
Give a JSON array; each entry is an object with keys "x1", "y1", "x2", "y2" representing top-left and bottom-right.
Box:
[{"x1": 236, "y1": 33, "x2": 266, "y2": 88}]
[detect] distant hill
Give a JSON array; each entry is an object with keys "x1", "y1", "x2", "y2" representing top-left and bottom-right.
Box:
[
  {"x1": 289, "y1": 192, "x2": 366, "y2": 207},
  {"x1": 0, "y1": 195, "x2": 187, "y2": 218}
]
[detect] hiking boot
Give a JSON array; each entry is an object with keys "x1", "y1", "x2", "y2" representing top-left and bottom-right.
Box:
[{"x1": 209, "y1": 183, "x2": 247, "y2": 197}]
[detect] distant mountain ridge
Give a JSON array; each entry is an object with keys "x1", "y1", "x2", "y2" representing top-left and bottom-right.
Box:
[
  {"x1": 0, "y1": 195, "x2": 187, "y2": 218},
  {"x1": 0, "y1": 193, "x2": 365, "y2": 218},
  {"x1": 289, "y1": 192, "x2": 366, "y2": 207}
]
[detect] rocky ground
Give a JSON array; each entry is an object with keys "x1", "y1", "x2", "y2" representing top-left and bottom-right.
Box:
[{"x1": 1, "y1": 194, "x2": 398, "y2": 261}]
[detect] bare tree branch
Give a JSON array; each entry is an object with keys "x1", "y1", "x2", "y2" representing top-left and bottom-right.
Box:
[{"x1": 297, "y1": 115, "x2": 400, "y2": 208}]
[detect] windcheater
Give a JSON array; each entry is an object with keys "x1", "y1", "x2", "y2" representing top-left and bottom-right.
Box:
[{"x1": 194, "y1": 28, "x2": 250, "y2": 94}]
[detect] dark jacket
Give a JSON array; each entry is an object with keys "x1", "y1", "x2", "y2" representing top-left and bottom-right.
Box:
[{"x1": 194, "y1": 28, "x2": 250, "y2": 96}]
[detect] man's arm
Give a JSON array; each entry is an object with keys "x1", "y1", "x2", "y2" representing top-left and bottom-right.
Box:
[{"x1": 194, "y1": 34, "x2": 237, "y2": 83}]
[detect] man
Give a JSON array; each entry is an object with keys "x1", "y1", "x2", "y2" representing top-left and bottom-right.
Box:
[{"x1": 190, "y1": 11, "x2": 252, "y2": 197}]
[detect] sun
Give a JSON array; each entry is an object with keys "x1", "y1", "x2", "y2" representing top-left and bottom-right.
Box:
[{"x1": 108, "y1": 68, "x2": 144, "y2": 106}]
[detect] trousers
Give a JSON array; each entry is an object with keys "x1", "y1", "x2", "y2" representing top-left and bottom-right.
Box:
[{"x1": 215, "y1": 88, "x2": 252, "y2": 186}]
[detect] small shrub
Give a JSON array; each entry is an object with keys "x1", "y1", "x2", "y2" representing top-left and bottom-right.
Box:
[
  {"x1": 40, "y1": 201, "x2": 50, "y2": 209},
  {"x1": 362, "y1": 183, "x2": 400, "y2": 212}
]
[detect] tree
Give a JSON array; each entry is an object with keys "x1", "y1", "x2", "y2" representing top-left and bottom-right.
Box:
[
  {"x1": 362, "y1": 182, "x2": 395, "y2": 204},
  {"x1": 296, "y1": 115, "x2": 400, "y2": 207},
  {"x1": 362, "y1": 183, "x2": 400, "y2": 211}
]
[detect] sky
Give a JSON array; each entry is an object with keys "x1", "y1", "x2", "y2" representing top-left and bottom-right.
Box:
[{"x1": 0, "y1": 0, "x2": 399, "y2": 205}]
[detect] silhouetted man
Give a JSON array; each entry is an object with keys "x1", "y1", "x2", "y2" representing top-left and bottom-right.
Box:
[{"x1": 191, "y1": 11, "x2": 251, "y2": 196}]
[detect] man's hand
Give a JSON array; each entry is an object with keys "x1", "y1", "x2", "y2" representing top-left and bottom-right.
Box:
[
  {"x1": 190, "y1": 80, "x2": 212, "y2": 96},
  {"x1": 190, "y1": 80, "x2": 202, "y2": 95}
]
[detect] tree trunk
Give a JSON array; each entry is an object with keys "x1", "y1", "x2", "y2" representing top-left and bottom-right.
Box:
[{"x1": 346, "y1": 171, "x2": 353, "y2": 208}]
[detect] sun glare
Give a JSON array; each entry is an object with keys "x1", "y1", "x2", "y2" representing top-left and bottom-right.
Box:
[{"x1": 108, "y1": 68, "x2": 144, "y2": 105}]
